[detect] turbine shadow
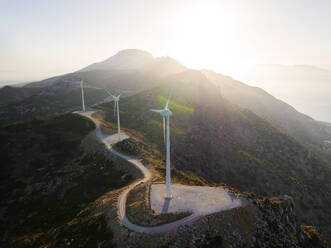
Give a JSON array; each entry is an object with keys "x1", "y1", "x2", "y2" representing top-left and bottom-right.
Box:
[{"x1": 161, "y1": 197, "x2": 171, "y2": 214}]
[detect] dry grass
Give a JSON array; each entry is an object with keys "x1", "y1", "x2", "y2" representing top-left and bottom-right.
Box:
[{"x1": 301, "y1": 225, "x2": 328, "y2": 248}]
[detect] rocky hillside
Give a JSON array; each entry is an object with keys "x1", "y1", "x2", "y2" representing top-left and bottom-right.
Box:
[
  {"x1": 0, "y1": 107, "x2": 328, "y2": 247},
  {"x1": 0, "y1": 113, "x2": 136, "y2": 247},
  {"x1": 25, "y1": 120, "x2": 326, "y2": 247},
  {"x1": 114, "y1": 193, "x2": 327, "y2": 248},
  {"x1": 98, "y1": 70, "x2": 331, "y2": 242}
]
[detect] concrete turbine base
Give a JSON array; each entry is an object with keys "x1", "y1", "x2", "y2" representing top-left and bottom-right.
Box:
[{"x1": 150, "y1": 184, "x2": 241, "y2": 215}]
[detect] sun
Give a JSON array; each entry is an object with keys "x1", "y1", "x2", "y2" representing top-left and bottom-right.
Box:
[{"x1": 169, "y1": 3, "x2": 252, "y2": 76}]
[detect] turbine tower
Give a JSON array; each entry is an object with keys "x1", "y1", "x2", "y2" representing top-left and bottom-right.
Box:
[
  {"x1": 80, "y1": 80, "x2": 85, "y2": 112},
  {"x1": 106, "y1": 90, "x2": 122, "y2": 142},
  {"x1": 150, "y1": 94, "x2": 173, "y2": 198}
]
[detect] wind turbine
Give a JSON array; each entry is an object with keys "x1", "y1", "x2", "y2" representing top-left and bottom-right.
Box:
[
  {"x1": 80, "y1": 80, "x2": 85, "y2": 112},
  {"x1": 150, "y1": 93, "x2": 173, "y2": 198},
  {"x1": 105, "y1": 90, "x2": 122, "y2": 142}
]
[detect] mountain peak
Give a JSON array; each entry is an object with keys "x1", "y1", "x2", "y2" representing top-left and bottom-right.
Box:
[
  {"x1": 114, "y1": 49, "x2": 153, "y2": 58},
  {"x1": 80, "y1": 49, "x2": 154, "y2": 72}
]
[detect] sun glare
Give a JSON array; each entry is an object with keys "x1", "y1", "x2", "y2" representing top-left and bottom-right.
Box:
[{"x1": 170, "y1": 3, "x2": 253, "y2": 77}]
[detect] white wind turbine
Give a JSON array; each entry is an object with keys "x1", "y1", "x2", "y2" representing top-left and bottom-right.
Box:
[
  {"x1": 80, "y1": 80, "x2": 86, "y2": 112},
  {"x1": 150, "y1": 93, "x2": 173, "y2": 198},
  {"x1": 105, "y1": 90, "x2": 122, "y2": 142}
]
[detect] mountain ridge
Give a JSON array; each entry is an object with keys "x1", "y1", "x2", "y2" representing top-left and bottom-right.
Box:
[{"x1": 0, "y1": 49, "x2": 330, "y2": 161}]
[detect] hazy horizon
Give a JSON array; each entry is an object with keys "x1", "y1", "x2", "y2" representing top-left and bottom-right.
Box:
[
  {"x1": 1, "y1": 0, "x2": 331, "y2": 122},
  {"x1": 1, "y1": 52, "x2": 331, "y2": 86},
  {"x1": 2, "y1": 0, "x2": 331, "y2": 80},
  {"x1": 1, "y1": 48, "x2": 331, "y2": 122}
]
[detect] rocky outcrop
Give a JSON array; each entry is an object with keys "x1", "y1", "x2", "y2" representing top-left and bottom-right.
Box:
[{"x1": 119, "y1": 194, "x2": 327, "y2": 248}]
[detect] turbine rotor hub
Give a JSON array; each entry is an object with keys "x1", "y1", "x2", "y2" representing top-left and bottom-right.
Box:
[{"x1": 162, "y1": 109, "x2": 172, "y2": 117}]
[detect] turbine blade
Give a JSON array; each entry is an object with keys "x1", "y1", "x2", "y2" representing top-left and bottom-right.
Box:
[
  {"x1": 114, "y1": 101, "x2": 116, "y2": 118},
  {"x1": 163, "y1": 116, "x2": 166, "y2": 144},
  {"x1": 105, "y1": 89, "x2": 115, "y2": 98},
  {"x1": 150, "y1": 109, "x2": 163, "y2": 113},
  {"x1": 165, "y1": 90, "x2": 173, "y2": 108}
]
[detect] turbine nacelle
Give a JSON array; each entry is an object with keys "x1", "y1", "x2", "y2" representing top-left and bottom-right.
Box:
[
  {"x1": 105, "y1": 89, "x2": 121, "y2": 102},
  {"x1": 112, "y1": 95, "x2": 121, "y2": 102},
  {"x1": 163, "y1": 109, "x2": 172, "y2": 117},
  {"x1": 150, "y1": 92, "x2": 173, "y2": 117},
  {"x1": 150, "y1": 108, "x2": 172, "y2": 117}
]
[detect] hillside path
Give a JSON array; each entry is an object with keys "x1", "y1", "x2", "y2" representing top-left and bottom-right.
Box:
[{"x1": 76, "y1": 110, "x2": 238, "y2": 233}]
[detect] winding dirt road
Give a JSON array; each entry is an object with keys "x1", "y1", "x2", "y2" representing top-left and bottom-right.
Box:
[{"x1": 76, "y1": 110, "x2": 233, "y2": 233}]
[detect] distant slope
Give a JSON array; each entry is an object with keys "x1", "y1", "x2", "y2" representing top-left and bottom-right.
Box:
[
  {"x1": 202, "y1": 70, "x2": 331, "y2": 162},
  {"x1": 98, "y1": 70, "x2": 331, "y2": 241},
  {"x1": 0, "y1": 113, "x2": 133, "y2": 246},
  {"x1": 237, "y1": 64, "x2": 331, "y2": 122}
]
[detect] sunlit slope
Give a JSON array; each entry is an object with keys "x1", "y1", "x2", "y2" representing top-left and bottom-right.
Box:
[
  {"x1": 98, "y1": 70, "x2": 331, "y2": 241},
  {"x1": 0, "y1": 113, "x2": 131, "y2": 247},
  {"x1": 202, "y1": 70, "x2": 331, "y2": 162}
]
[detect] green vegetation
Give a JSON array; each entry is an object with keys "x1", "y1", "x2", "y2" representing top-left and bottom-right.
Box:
[
  {"x1": 11, "y1": 211, "x2": 114, "y2": 248},
  {"x1": 157, "y1": 95, "x2": 194, "y2": 114},
  {"x1": 114, "y1": 136, "x2": 207, "y2": 185},
  {"x1": 115, "y1": 137, "x2": 148, "y2": 157},
  {"x1": 91, "y1": 111, "x2": 118, "y2": 134},
  {"x1": 97, "y1": 82, "x2": 195, "y2": 151},
  {"x1": 0, "y1": 113, "x2": 133, "y2": 247}
]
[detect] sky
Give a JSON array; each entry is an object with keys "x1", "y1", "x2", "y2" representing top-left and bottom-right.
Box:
[{"x1": 1, "y1": 0, "x2": 331, "y2": 84}]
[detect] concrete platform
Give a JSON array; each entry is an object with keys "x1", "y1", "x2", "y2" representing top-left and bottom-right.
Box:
[{"x1": 150, "y1": 184, "x2": 241, "y2": 215}]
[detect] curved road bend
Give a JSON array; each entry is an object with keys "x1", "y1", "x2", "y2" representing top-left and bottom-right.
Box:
[{"x1": 76, "y1": 110, "x2": 201, "y2": 233}]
